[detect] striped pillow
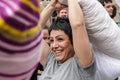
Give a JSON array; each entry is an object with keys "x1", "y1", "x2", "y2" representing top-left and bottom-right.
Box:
[{"x1": 0, "y1": 0, "x2": 42, "y2": 80}]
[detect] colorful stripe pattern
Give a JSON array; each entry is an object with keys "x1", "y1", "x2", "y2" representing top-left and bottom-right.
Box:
[
  {"x1": 0, "y1": 0, "x2": 42, "y2": 80},
  {"x1": 0, "y1": 0, "x2": 41, "y2": 43}
]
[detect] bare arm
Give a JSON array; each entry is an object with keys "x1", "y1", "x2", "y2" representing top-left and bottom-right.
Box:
[
  {"x1": 40, "y1": 0, "x2": 62, "y2": 65},
  {"x1": 68, "y1": 0, "x2": 93, "y2": 67},
  {"x1": 40, "y1": 40, "x2": 50, "y2": 66},
  {"x1": 40, "y1": 0, "x2": 61, "y2": 27}
]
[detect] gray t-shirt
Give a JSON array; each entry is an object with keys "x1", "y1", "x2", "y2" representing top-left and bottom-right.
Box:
[{"x1": 40, "y1": 50, "x2": 95, "y2": 80}]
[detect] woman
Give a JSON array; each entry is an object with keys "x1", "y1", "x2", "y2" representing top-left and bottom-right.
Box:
[
  {"x1": 40, "y1": 0, "x2": 95, "y2": 80},
  {"x1": 40, "y1": 0, "x2": 120, "y2": 80}
]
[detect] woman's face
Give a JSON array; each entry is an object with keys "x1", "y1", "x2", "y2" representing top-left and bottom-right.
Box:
[{"x1": 49, "y1": 30, "x2": 74, "y2": 62}]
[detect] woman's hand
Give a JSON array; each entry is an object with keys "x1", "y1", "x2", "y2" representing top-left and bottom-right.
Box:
[
  {"x1": 49, "y1": 0, "x2": 63, "y2": 11},
  {"x1": 40, "y1": 0, "x2": 63, "y2": 27}
]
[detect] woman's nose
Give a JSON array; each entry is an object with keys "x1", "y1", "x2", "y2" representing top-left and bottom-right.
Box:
[{"x1": 51, "y1": 42, "x2": 59, "y2": 49}]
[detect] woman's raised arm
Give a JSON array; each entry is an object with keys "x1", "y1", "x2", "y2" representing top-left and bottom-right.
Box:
[
  {"x1": 68, "y1": 0, "x2": 93, "y2": 67},
  {"x1": 40, "y1": 0, "x2": 61, "y2": 27},
  {"x1": 40, "y1": 0, "x2": 62, "y2": 65}
]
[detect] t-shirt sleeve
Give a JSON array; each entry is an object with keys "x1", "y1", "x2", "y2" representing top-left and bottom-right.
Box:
[
  {"x1": 44, "y1": 50, "x2": 54, "y2": 68},
  {"x1": 74, "y1": 49, "x2": 96, "y2": 80}
]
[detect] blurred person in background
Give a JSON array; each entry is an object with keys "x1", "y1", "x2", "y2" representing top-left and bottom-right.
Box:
[
  {"x1": 43, "y1": 25, "x2": 50, "y2": 45},
  {"x1": 57, "y1": 6, "x2": 68, "y2": 18},
  {"x1": 98, "y1": 0, "x2": 113, "y2": 17}
]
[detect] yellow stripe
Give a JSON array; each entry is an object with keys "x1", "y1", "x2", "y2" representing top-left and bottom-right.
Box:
[
  {"x1": 0, "y1": 29, "x2": 40, "y2": 43},
  {"x1": 0, "y1": 17, "x2": 41, "y2": 37},
  {"x1": 21, "y1": 0, "x2": 40, "y2": 13}
]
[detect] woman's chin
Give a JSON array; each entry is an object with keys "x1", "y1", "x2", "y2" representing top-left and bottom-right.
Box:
[{"x1": 56, "y1": 58, "x2": 62, "y2": 62}]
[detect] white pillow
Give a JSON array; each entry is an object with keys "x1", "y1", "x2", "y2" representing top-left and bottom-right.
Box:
[{"x1": 58, "y1": 0, "x2": 68, "y2": 6}]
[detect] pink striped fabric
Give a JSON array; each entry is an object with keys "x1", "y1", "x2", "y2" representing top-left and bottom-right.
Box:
[{"x1": 0, "y1": 0, "x2": 42, "y2": 80}]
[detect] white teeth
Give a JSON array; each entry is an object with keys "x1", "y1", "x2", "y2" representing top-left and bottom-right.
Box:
[{"x1": 55, "y1": 51, "x2": 61, "y2": 53}]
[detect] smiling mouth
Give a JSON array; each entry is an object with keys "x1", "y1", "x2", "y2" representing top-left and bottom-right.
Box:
[{"x1": 54, "y1": 50, "x2": 62, "y2": 55}]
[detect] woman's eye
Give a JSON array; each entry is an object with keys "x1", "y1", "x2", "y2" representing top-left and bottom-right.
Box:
[{"x1": 57, "y1": 38, "x2": 63, "y2": 41}]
